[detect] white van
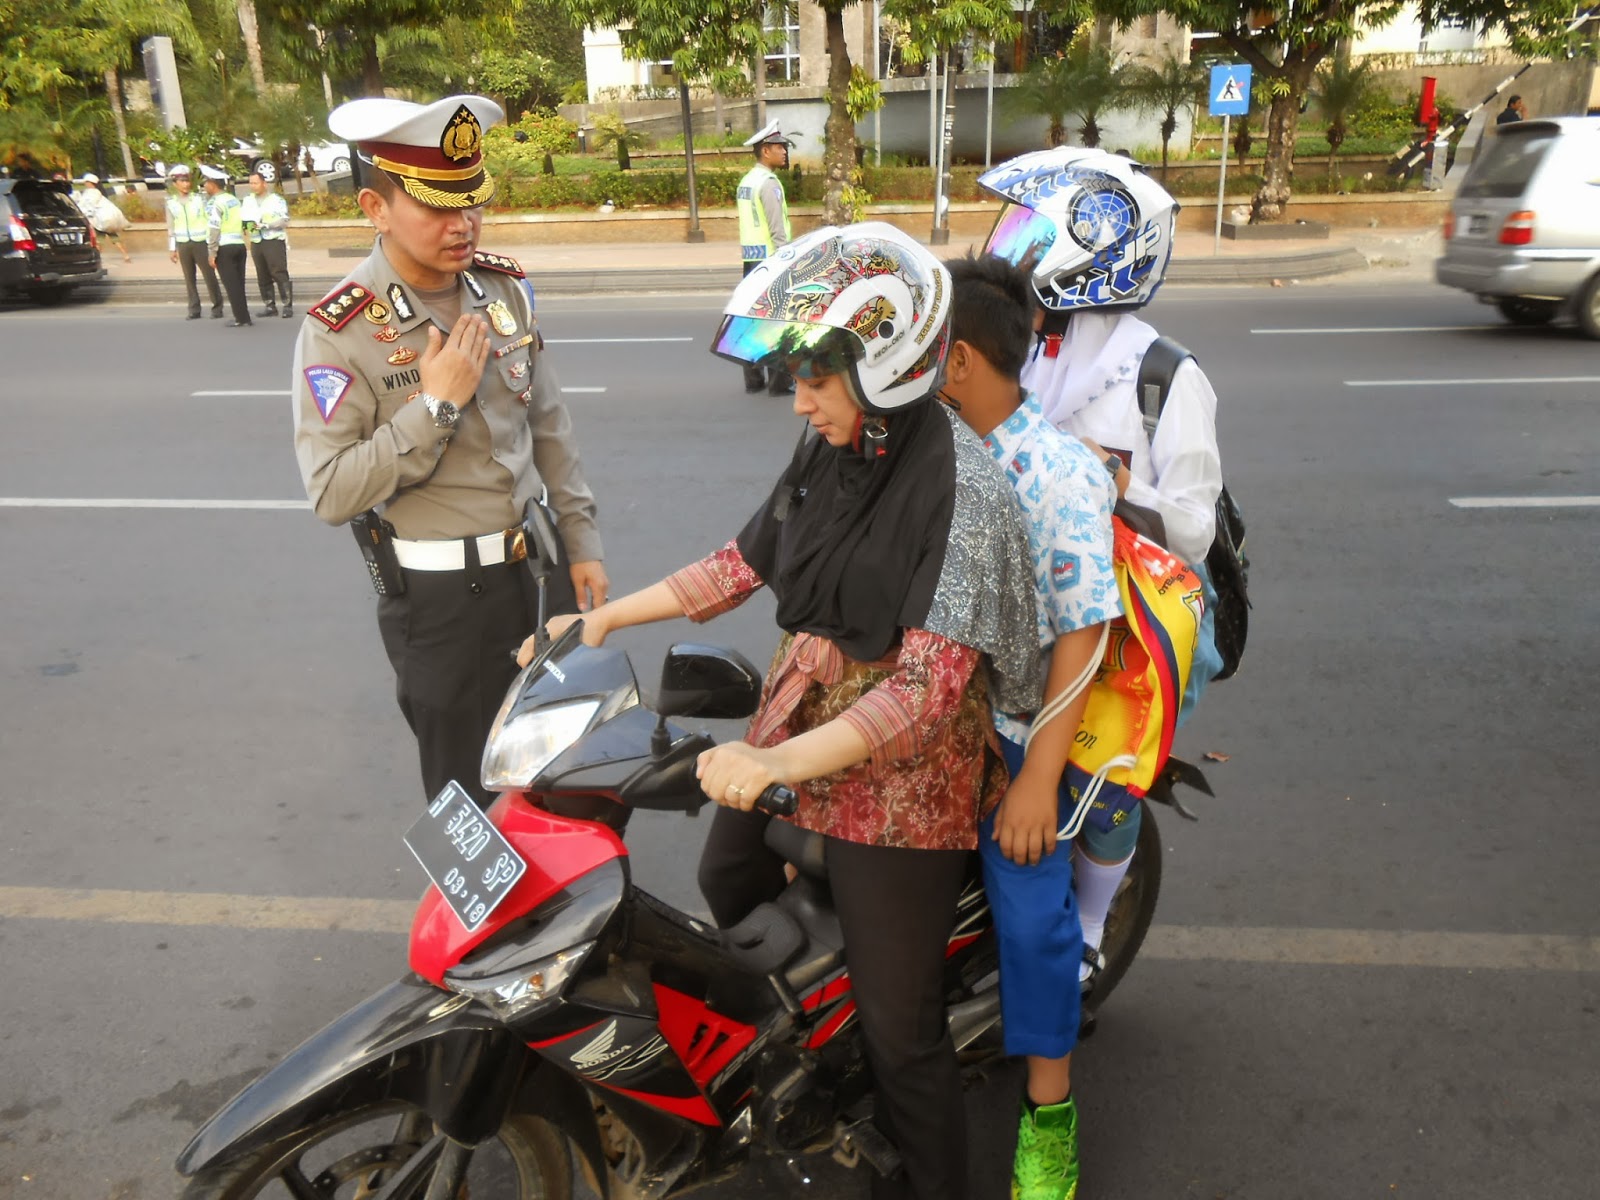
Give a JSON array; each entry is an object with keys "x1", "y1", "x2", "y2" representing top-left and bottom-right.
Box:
[{"x1": 1435, "y1": 116, "x2": 1600, "y2": 338}]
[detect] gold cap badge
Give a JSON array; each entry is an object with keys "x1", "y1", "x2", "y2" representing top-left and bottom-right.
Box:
[{"x1": 441, "y1": 105, "x2": 483, "y2": 163}]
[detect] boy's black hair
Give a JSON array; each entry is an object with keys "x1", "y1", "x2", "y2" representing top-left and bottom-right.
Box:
[{"x1": 945, "y1": 252, "x2": 1037, "y2": 382}]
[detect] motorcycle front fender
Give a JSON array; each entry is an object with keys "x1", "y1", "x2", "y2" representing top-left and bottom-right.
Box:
[{"x1": 176, "y1": 974, "x2": 526, "y2": 1177}]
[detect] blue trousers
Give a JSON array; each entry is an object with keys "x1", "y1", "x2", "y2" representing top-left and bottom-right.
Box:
[{"x1": 978, "y1": 736, "x2": 1082, "y2": 1060}]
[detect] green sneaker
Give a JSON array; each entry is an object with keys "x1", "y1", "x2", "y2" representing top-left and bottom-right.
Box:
[{"x1": 1011, "y1": 1096, "x2": 1080, "y2": 1200}]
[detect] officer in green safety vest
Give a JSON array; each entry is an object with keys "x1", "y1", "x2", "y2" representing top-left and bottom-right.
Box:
[
  {"x1": 165, "y1": 165, "x2": 224, "y2": 320},
  {"x1": 201, "y1": 164, "x2": 253, "y2": 327},
  {"x1": 735, "y1": 120, "x2": 794, "y2": 395}
]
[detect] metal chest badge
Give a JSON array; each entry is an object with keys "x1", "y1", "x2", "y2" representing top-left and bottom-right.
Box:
[
  {"x1": 387, "y1": 346, "x2": 417, "y2": 365},
  {"x1": 364, "y1": 300, "x2": 394, "y2": 326},
  {"x1": 486, "y1": 300, "x2": 517, "y2": 337},
  {"x1": 373, "y1": 326, "x2": 400, "y2": 343}
]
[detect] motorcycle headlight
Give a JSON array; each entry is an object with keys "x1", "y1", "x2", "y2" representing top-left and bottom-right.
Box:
[
  {"x1": 481, "y1": 698, "x2": 600, "y2": 791},
  {"x1": 445, "y1": 939, "x2": 596, "y2": 1021}
]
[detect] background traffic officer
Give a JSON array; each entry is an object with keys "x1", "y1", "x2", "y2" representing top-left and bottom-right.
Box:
[
  {"x1": 242, "y1": 171, "x2": 293, "y2": 317},
  {"x1": 201, "y1": 164, "x2": 252, "y2": 327},
  {"x1": 164, "y1": 165, "x2": 222, "y2": 320},
  {"x1": 735, "y1": 120, "x2": 794, "y2": 395},
  {"x1": 292, "y1": 94, "x2": 607, "y2": 808}
]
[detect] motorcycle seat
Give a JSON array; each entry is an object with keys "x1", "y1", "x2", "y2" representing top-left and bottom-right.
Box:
[
  {"x1": 719, "y1": 901, "x2": 805, "y2": 976},
  {"x1": 763, "y1": 818, "x2": 828, "y2": 881}
]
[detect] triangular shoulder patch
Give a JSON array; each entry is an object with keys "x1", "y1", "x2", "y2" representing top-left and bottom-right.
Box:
[
  {"x1": 309, "y1": 282, "x2": 376, "y2": 331},
  {"x1": 472, "y1": 250, "x2": 525, "y2": 278}
]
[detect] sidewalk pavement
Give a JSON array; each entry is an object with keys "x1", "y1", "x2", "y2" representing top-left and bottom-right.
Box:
[{"x1": 82, "y1": 225, "x2": 1443, "y2": 306}]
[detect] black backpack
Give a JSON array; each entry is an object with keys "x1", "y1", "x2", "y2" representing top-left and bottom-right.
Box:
[{"x1": 1136, "y1": 337, "x2": 1250, "y2": 681}]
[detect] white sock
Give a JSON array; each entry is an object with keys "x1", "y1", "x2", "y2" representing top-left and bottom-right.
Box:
[{"x1": 1073, "y1": 845, "x2": 1134, "y2": 980}]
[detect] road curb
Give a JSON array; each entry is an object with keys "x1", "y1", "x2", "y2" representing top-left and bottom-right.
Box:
[{"x1": 74, "y1": 246, "x2": 1368, "y2": 306}]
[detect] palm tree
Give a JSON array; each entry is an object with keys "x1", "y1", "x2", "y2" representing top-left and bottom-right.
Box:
[
  {"x1": 1309, "y1": 56, "x2": 1376, "y2": 181},
  {"x1": 1011, "y1": 35, "x2": 1134, "y2": 149},
  {"x1": 1126, "y1": 48, "x2": 1207, "y2": 183}
]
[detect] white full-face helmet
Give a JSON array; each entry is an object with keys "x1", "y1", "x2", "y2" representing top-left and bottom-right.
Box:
[
  {"x1": 977, "y1": 148, "x2": 1178, "y2": 313},
  {"x1": 711, "y1": 222, "x2": 951, "y2": 416}
]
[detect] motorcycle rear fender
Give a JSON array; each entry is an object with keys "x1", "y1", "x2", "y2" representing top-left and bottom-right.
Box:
[{"x1": 176, "y1": 975, "x2": 528, "y2": 1176}]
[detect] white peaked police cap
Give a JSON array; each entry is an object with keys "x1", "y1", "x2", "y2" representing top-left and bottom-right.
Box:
[
  {"x1": 80, "y1": 173, "x2": 99, "y2": 184},
  {"x1": 744, "y1": 120, "x2": 794, "y2": 148},
  {"x1": 330, "y1": 94, "x2": 504, "y2": 208},
  {"x1": 199, "y1": 163, "x2": 228, "y2": 181},
  {"x1": 168, "y1": 164, "x2": 191, "y2": 177}
]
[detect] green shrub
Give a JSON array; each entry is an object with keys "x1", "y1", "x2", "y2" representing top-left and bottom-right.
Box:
[{"x1": 289, "y1": 193, "x2": 363, "y2": 218}]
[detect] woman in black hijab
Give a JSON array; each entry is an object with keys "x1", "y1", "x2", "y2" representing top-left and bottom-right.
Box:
[{"x1": 521, "y1": 224, "x2": 1039, "y2": 1200}]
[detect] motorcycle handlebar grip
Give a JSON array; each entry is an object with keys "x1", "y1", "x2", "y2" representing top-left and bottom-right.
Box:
[{"x1": 756, "y1": 784, "x2": 798, "y2": 817}]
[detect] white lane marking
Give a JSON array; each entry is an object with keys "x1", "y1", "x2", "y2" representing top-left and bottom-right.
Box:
[
  {"x1": 0, "y1": 498, "x2": 309, "y2": 510},
  {"x1": 192, "y1": 389, "x2": 290, "y2": 396},
  {"x1": 1346, "y1": 376, "x2": 1600, "y2": 387},
  {"x1": 4, "y1": 885, "x2": 1598, "y2": 972},
  {"x1": 1252, "y1": 325, "x2": 1495, "y2": 335},
  {"x1": 560, "y1": 387, "x2": 606, "y2": 394},
  {"x1": 1450, "y1": 496, "x2": 1600, "y2": 509},
  {"x1": 544, "y1": 337, "x2": 692, "y2": 345}
]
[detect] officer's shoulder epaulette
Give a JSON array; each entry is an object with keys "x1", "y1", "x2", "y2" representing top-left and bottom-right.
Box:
[
  {"x1": 309, "y1": 281, "x2": 376, "y2": 331},
  {"x1": 472, "y1": 250, "x2": 525, "y2": 278}
]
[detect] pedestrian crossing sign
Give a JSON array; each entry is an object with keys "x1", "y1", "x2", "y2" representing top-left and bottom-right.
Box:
[{"x1": 1209, "y1": 64, "x2": 1252, "y2": 117}]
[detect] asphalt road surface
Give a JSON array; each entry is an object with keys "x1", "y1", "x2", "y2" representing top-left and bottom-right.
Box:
[{"x1": 2, "y1": 280, "x2": 1597, "y2": 1200}]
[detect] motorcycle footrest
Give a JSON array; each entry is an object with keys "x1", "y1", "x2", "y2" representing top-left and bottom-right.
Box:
[{"x1": 832, "y1": 1117, "x2": 903, "y2": 1178}]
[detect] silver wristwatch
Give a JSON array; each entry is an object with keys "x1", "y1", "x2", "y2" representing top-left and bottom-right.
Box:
[{"x1": 421, "y1": 393, "x2": 459, "y2": 429}]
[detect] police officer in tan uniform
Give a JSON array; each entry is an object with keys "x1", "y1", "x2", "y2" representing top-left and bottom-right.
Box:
[{"x1": 292, "y1": 94, "x2": 608, "y2": 807}]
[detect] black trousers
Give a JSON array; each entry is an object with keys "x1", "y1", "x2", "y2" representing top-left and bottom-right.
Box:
[
  {"x1": 176, "y1": 241, "x2": 221, "y2": 316},
  {"x1": 698, "y1": 807, "x2": 970, "y2": 1200},
  {"x1": 250, "y1": 239, "x2": 291, "y2": 306},
  {"x1": 375, "y1": 546, "x2": 578, "y2": 808},
  {"x1": 215, "y1": 244, "x2": 250, "y2": 323}
]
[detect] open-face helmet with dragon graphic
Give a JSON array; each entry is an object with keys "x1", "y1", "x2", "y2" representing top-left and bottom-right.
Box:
[{"x1": 711, "y1": 222, "x2": 952, "y2": 416}]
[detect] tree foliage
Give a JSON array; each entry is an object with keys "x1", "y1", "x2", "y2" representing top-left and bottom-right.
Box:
[
  {"x1": 558, "y1": 0, "x2": 769, "y2": 91},
  {"x1": 1307, "y1": 55, "x2": 1375, "y2": 176},
  {"x1": 1010, "y1": 32, "x2": 1136, "y2": 148},
  {"x1": 1093, "y1": 0, "x2": 1585, "y2": 221},
  {"x1": 1125, "y1": 46, "x2": 1206, "y2": 180}
]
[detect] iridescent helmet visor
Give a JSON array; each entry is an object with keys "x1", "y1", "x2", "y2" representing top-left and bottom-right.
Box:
[
  {"x1": 983, "y1": 202, "x2": 1057, "y2": 270},
  {"x1": 711, "y1": 316, "x2": 868, "y2": 380}
]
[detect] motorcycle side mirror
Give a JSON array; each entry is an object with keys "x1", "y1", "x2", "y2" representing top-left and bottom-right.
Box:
[{"x1": 656, "y1": 644, "x2": 763, "y2": 721}]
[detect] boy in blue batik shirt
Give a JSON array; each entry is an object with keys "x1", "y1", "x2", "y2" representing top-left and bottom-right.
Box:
[{"x1": 942, "y1": 253, "x2": 1120, "y2": 1200}]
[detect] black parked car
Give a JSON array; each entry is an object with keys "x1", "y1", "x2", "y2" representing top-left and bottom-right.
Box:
[{"x1": 1, "y1": 177, "x2": 105, "y2": 304}]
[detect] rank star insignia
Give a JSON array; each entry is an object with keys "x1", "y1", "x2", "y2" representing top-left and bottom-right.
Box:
[
  {"x1": 373, "y1": 325, "x2": 400, "y2": 343},
  {"x1": 386, "y1": 346, "x2": 418, "y2": 365},
  {"x1": 486, "y1": 300, "x2": 517, "y2": 336},
  {"x1": 364, "y1": 299, "x2": 393, "y2": 325}
]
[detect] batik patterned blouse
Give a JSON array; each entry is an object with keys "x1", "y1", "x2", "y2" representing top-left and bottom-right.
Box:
[{"x1": 666, "y1": 543, "x2": 1010, "y2": 851}]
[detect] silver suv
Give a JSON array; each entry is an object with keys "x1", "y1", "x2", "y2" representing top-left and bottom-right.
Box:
[{"x1": 1436, "y1": 116, "x2": 1600, "y2": 339}]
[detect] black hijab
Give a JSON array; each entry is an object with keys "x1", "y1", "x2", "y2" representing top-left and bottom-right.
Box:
[{"x1": 736, "y1": 402, "x2": 959, "y2": 663}]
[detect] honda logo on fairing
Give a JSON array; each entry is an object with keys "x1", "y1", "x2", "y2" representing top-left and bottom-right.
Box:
[{"x1": 568, "y1": 1021, "x2": 669, "y2": 1080}]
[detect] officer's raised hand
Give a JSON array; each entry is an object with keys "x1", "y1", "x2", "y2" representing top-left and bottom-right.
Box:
[{"x1": 420, "y1": 314, "x2": 492, "y2": 406}]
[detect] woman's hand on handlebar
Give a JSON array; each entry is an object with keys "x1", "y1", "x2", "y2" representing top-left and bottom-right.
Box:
[
  {"x1": 515, "y1": 609, "x2": 608, "y2": 667},
  {"x1": 697, "y1": 742, "x2": 788, "y2": 813}
]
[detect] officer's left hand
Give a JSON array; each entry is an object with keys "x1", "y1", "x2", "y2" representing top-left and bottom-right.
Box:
[{"x1": 570, "y1": 560, "x2": 609, "y2": 612}]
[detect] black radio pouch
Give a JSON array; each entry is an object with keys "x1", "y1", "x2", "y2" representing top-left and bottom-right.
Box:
[{"x1": 350, "y1": 509, "x2": 407, "y2": 596}]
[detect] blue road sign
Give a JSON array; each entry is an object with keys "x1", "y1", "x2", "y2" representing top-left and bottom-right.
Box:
[{"x1": 1209, "y1": 64, "x2": 1252, "y2": 117}]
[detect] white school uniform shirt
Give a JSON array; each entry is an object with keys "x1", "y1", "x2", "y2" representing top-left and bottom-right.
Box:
[{"x1": 1023, "y1": 311, "x2": 1222, "y2": 567}]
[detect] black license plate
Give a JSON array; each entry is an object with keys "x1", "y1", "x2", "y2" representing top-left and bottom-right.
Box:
[
  {"x1": 404, "y1": 782, "x2": 528, "y2": 932},
  {"x1": 52, "y1": 232, "x2": 82, "y2": 245}
]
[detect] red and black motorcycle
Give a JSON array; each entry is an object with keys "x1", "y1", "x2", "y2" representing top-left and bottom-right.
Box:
[{"x1": 177, "y1": 622, "x2": 1166, "y2": 1200}]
